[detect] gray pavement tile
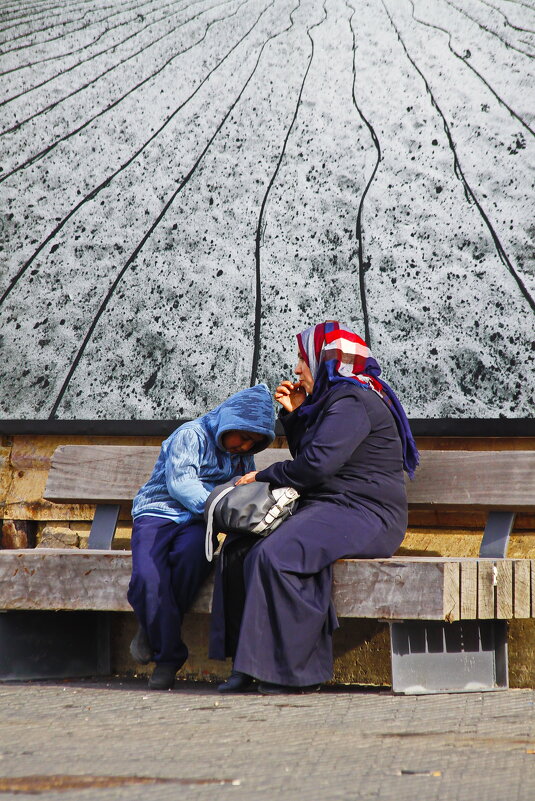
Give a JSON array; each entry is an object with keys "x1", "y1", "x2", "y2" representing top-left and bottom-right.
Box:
[{"x1": 0, "y1": 680, "x2": 534, "y2": 800}]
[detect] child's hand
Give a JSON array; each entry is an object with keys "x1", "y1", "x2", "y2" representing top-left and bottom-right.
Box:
[
  {"x1": 274, "y1": 380, "x2": 306, "y2": 413},
  {"x1": 235, "y1": 471, "x2": 258, "y2": 486}
]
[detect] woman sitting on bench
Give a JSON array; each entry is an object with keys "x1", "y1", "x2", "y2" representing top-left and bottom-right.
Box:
[
  {"x1": 213, "y1": 321, "x2": 418, "y2": 694},
  {"x1": 128, "y1": 384, "x2": 275, "y2": 690}
]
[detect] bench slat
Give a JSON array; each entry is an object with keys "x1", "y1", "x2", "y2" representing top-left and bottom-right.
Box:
[
  {"x1": 45, "y1": 446, "x2": 535, "y2": 509},
  {"x1": 43, "y1": 446, "x2": 292, "y2": 504},
  {"x1": 2, "y1": 550, "x2": 534, "y2": 621},
  {"x1": 406, "y1": 451, "x2": 535, "y2": 509},
  {"x1": 460, "y1": 561, "x2": 478, "y2": 619},
  {"x1": 514, "y1": 560, "x2": 531, "y2": 618},
  {"x1": 332, "y1": 558, "x2": 454, "y2": 620},
  {"x1": 477, "y1": 561, "x2": 496, "y2": 619},
  {"x1": 444, "y1": 561, "x2": 461, "y2": 622},
  {"x1": 44, "y1": 446, "x2": 161, "y2": 504},
  {"x1": 496, "y1": 561, "x2": 513, "y2": 619}
]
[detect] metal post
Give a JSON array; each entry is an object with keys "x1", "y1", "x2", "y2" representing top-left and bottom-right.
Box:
[
  {"x1": 389, "y1": 510, "x2": 514, "y2": 694},
  {"x1": 88, "y1": 504, "x2": 121, "y2": 549}
]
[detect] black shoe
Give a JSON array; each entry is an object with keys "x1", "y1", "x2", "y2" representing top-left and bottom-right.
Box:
[
  {"x1": 129, "y1": 626, "x2": 153, "y2": 665},
  {"x1": 257, "y1": 682, "x2": 321, "y2": 695},
  {"x1": 217, "y1": 671, "x2": 254, "y2": 693},
  {"x1": 148, "y1": 663, "x2": 177, "y2": 690}
]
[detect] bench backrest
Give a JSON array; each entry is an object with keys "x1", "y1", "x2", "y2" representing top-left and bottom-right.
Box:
[{"x1": 44, "y1": 446, "x2": 535, "y2": 510}]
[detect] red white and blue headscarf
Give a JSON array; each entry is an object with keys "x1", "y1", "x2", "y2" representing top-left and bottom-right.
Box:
[{"x1": 296, "y1": 321, "x2": 419, "y2": 478}]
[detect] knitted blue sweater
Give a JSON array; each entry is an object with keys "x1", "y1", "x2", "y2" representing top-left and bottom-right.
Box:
[{"x1": 132, "y1": 384, "x2": 275, "y2": 524}]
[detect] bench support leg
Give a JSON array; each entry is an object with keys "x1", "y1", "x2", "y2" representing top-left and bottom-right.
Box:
[
  {"x1": 88, "y1": 504, "x2": 121, "y2": 549},
  {"x1": 389, "y1": 620, "x2": 508, "y2": 694},
  {"x1": 0, "y1": 611, "x2": 111, "y2": 681}
]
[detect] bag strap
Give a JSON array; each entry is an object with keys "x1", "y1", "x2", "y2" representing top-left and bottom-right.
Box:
[
  {"x1": 250, "y1": 487, "x2": 300, "y2": 533},
  {"x1": 205, "y1": 485, "x2": 235, "y2": 562}
]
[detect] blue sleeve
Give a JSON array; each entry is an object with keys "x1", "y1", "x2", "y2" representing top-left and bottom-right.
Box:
[
  {"x1": 255, "y1": 394, "x2": 371, "y2": 490},
  {"x1": 244, "y1": 454, "x2": 256, "y2": 473},
  {"x1": 164, "y1": 429, "x2": 210, "y2": 515}
]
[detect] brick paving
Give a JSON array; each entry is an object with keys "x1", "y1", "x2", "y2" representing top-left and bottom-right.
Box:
[{"x1": 0, "y1": 679, "x2": 534, "y2": 800}]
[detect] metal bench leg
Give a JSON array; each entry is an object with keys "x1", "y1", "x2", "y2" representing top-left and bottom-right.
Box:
[
  {"x1": 88, "y1": 504, "x2": 121, "y2": 549},
  {"x1": 390, "y1": 510, "x2": 515, "y2": 694},
  {"x1": 389, "y1": 619, "x2": 508, "y2": 694},
  {"x1": 0, "y1": 611, "x2": 110, "y2": 681}
]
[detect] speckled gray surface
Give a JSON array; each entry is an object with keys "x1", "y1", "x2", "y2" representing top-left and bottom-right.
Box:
[{"x1": 0, "y1": 0, "x2": 533, "y2": 421}]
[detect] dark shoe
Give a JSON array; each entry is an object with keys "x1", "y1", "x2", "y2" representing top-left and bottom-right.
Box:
[
  {"x1": 148, "y1": 663, "x2": 177, "y2": 690},
  {"x1": 257, "y1": 682, "x2": 321, "y2": 695},
  {"x1": 217, "y1": 671, "x2": 254, "y2": 693},
  {"x1": 129, "y1": 626, "x2": 153, "y2": 665}
]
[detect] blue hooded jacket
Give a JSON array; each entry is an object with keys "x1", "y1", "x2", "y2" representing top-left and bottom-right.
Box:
[{"x1": 132, "y1": 384, "x2": 276, "y2": 524}]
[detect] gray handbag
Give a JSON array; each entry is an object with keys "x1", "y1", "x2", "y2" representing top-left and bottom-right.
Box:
[{"x1": 204, "y1": 480, "x2": 300, "y2": 561}]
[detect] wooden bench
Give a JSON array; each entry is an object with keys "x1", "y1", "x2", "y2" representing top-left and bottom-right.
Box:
[{"x1": 1, "y1": 445, "x2": 534, "y2": 693}]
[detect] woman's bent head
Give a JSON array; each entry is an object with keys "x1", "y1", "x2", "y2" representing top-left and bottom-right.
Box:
[
  {"x1": 296, "y1": 321, "x2": 375, "y2": 385},
  {"x1": 294, "y1": 321, "x2": 419, "y2": 478}
]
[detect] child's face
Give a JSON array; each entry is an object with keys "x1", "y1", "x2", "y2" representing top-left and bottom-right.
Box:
[{"x1": 221, "y1": 430, "x2": 266, "y2": 454}]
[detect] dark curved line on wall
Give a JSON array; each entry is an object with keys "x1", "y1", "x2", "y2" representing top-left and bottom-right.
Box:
[
  {"x1": 0, "y1": 0, "x2": 160, "y2": 55},
  {"x1": 0, "y1": 0, "x2": 189, "y2": 77},
  {"x1": 0, "y1": 0, "x2": 165, "y2": 53},
  {"x1": 346, "y1": 0, "x2": 381, "y2": 348},
  {"x1": 444, "y1": 0, "x2": 535, "y2": 59},
  {"x1": 475, "y1": 0, "x2": 535, "y2": 35},
  {"x1": 0, "y1": 0, "x2": 244, "y2": 178},
  {"x1": 0, "y1": 0, "x2": 87, "y2": 17},
  {"x1": 6, "y1": 0, "x2": 83, "y2": 4},
  {"x1": 0, "y1": 0, "x2": 89, "y2": 27},
  {"x1": 0, "y1": 17, "x2": 124, "y2": 77},
  {"x1": 0, "y1": 0, "x2": 124, "y2": 10},
  {"x1": 0, "y1": 2, "x2": 49, "y2": 18},
  {"x1": 382, "y1": 0, "x2": 535, "y2": 313},
  {"x1": 0, "y1": 1, "x2": 118, "y2": 45},
  {"x1": 0, "y1": 1, "x2": 133, "y2": 54},
  {"x1": 0, "y1": 0, "x2": 68, "y2": 7},
  {"x1": 0, "y1": 0, "x2": 58, "y2": 11},
  {"x1": 0, "y1": 0, "x2": 189, "y2": 105},
  {"x1": 0, "y1": 0, "x2": 97, "y2": 34},
  {"x1": 0, "y1": 0, "x2": 234, "y2": 135},
  {"x1": 498, "y1": 0, "x2": 535, "y2": 11},
  {"x1": 250, "y1": 0, "x2": 326, "y2": 386},
  {"x1": 0, "y1": 0, "x2": 188, "y2": 41},
  {"x1": 407, "y1": 0, "x2": 534, "y2": 138},
  {"x1": 0, "y1": 0, "x2": 259, "y2": 307},
  {"x1": 0, "y1": 2, "x2": 57, "y2": 18},
  {"x1": 49, "y1": 0, "x2": 291, "y2": 418},
  {"x1": 0, "y1": 0, "x2": 91, "y2": 5}
]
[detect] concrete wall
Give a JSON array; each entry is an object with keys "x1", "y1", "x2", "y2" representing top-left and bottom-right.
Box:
[{"x1": 1, "y1": 0, "x2": 533, "y2": 422}]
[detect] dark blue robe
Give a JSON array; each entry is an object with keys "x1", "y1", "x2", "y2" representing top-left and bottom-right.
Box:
[{"x1": 210, "y1": 382, "x2": 408, "y2": 686}]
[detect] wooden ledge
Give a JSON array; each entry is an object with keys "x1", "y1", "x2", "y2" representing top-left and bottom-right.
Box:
[
  {"x1": 44, "y1": 447, "x2": 535, "y2": 509},
  {"x1": 1, "y1": 550, "x2": 533, "y2": 622}
]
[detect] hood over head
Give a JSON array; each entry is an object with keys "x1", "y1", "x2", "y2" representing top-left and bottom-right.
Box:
[{"x1": 202, "y1": 384, "x2": 275, "y2": 453}]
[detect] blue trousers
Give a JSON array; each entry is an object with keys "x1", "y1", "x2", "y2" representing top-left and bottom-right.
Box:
[{"x1": 127, "y1": 515, "x2": 211, "y2": 666}]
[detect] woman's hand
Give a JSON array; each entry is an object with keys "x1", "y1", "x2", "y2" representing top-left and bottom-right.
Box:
[
  {"x1": 235, "y1": 471, "x2": 258, "y2": 486},
  {"x1": 274, "y1": 380, "x2": 306, "y2": 413}
]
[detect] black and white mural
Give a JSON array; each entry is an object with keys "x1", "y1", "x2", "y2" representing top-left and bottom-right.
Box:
[{"x1": 1, "y1": 0, "x2": 533, "y2": 425}]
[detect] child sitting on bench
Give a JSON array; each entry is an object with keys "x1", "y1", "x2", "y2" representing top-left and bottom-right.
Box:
[{"x1": 128, "y1": 384, "x2": 275, "y2": 690}]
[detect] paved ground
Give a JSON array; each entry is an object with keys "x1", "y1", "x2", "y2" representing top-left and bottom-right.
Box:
[{"x1": 0, "y1": 679, "x2": 534, "y2": 800}]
